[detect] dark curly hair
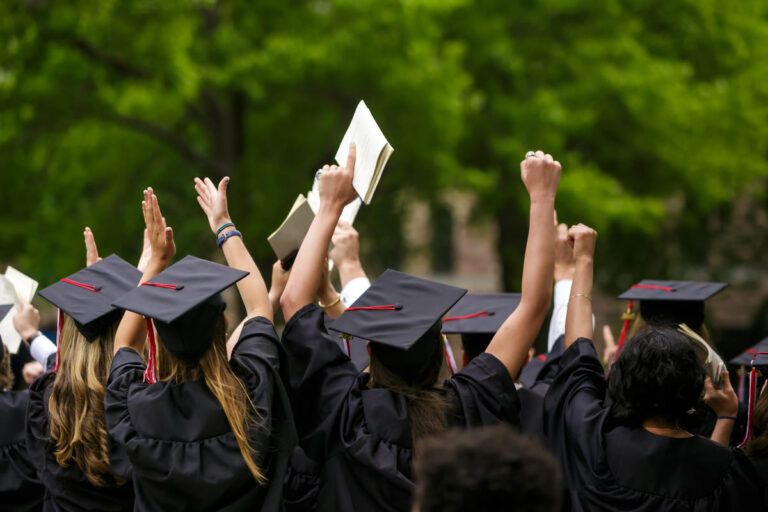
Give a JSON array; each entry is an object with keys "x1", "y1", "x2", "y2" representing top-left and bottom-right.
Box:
[
  {"x1": 413, "y1": 425, "x2": 561, "y2": 512},
  {"x1": 608, "y1": 327, "x2": 705, "y2": 426}
]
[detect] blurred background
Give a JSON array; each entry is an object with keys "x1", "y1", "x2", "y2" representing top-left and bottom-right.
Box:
[{"x1": 2, "y1": 0, "x2": 768, "y2": 356}]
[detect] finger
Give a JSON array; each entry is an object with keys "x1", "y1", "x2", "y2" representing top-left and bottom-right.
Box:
[
  {"x1": 544, "y1": 153, "x2": 554, "y2": 163},
  {"x1": 602, "y1": 325, "x2": 616, "y2": 349},
  {"x1": 721, "y1": 370, "x2": 733, "y2": 391},
  {"x1": 535, "y1": 150, "x2": 545, "y2": 158},
  {"x1": 703, "y1": 375, "x2": 714, "y2": 393},
  {"x1": 322, "y1": 164, "x2": 330, "y2": 172},
  {"x1": 554, "y1": 161, "x2": 562, "y2": 170},
  {"x1": 165, "y1": 226, "x2": 174, "y2": 245},
  {"x1": 346, "y1": 142, "x2": 357, "y2": 172},
  {"x1": 196, "y1": 195, "x2": 211, "y2": 214},
  {"x1": 204, "y1": 177, "x2": 216, "y2": 195},
  {"x1": 557, "y1": 223, "x2": 569, "y2": 241},
  {"x1": 194, "y1": 179, "x2": 211, "y2": 204},
  {"x1": 553, "y1": 210, "x2": 559, "y2": 226}
]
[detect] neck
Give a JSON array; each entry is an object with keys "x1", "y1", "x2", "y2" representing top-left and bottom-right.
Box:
[{"x1": 642, "y1": 416, "x2": 692, "y2": 438}]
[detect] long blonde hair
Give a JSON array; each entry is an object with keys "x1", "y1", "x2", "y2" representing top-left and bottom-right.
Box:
[
  {"x1": 157, "y1": 317, "x2": 266, "y2": 483},
  {"x1": 0, "y1": 344, "x2": 12, "y2": 391},
  {"x1": 48, "y1": 316, "x2": 120, "y2": 487}
]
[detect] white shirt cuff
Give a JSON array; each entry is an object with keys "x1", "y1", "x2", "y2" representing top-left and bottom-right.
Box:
[
  {"x1": 340, "y1": 277, "x2": 371, "y2": 307},
  {"x1": 547, "y1": 280, "x2": 573, "y2": 351},
  {"x1": 30, "y1": 334, "x2": 57, "y2": 366}
]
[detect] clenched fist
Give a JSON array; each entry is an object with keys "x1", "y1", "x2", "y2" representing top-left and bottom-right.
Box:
[
  {"x1": 520, "y1": 150, "x2": 561, "y2": 200},
  {"x1": 568, "y1": 224, "x2": 597, "y2": 262}
]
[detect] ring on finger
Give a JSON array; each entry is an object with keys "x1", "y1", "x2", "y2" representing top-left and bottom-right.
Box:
[{"x1": 525, "y1": 151, "x2": 536, "y2": 158}]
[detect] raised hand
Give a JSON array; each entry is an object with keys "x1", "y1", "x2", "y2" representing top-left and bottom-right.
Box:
[
  {"x1": 319, "y1": 143, "x2": 357, "y2": 211},
  {"x1": 84, "y1": 227, "x2": 101, "y2": 267},
  {"x1": 703, "y1": 371, "x2": 738, "y2": 417},
  {"x1": 268, "y1": 260, "x2": 290, "y2": 313},
  {"x1": 330, "y1": 221, "x2": 361, "y2": 268},
  {"x1": 568, "y1": 224, "x2": 597, "y2": 262},
  {"x1": 602, "y1": 324, "x2": 618, "y2": 367},
  {"x1": 137, "y1": 229, "x2": 153, "y2": 272},
  {"x1": 520, "y1": 150, "x2": 561, "y2": 200},
  {"x1": 194, "y1": 176, "x2": 232, "y2": 234},
  {"x1": 554, "y1": 218, "x2": 575, "y2": 282},
  {"x1": 142, "y1": 187, "x2": 175, "y2": 264},
  {"x1": 13, "y1": 302, "x2": 41, "y2": 341},
  {"x1": 22, "y1": 361, "x2": 44, "y2": 384}
]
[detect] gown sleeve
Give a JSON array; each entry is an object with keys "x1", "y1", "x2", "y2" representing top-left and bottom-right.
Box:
[
  {"x1": 446, "y1": 352, "x2": 520, "y2": 427},
  {"x1": 281, "y1": 304, "x2": 358, "y2": 444},
  {"x1": 229, "y1": 316, "x2": 297, "y2": 495},
  {"x1": 24, "y1": 373, "x2": 54, "y2": 475},
  {"x1": 542, "y1": 338, "x2": 609, "y2": 480},
  {"x1": 104, "y1": 347, "x2": 147, "y2": 480}
]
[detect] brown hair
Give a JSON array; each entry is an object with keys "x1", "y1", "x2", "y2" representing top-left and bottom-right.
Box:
[
  {"x1": 158, "y1": 317, "x2": 266, "y2": 483},
  {"x1": 0, "y1": 344, "x2": 12, "y2": 391},
  {"x1": 48, "y1": 316, "x2": 120, "y2": 487},
  {"x1": 746, "y1": 382, "x2": 768, "y2": 458},
  {"x1": 368, "y1": 335, "x2": 449, "y2": 448}
]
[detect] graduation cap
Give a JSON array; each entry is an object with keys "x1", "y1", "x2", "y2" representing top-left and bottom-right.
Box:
[
  {"x1": 441, "y1": 293, "x2": 521, "y2": 363},
  {"x1": 112, "y1": 255, "x2": 248, "y2": 379},
  {"x1": 0, "y1": 304, "x2": 12, "y2": 324},
  {"x1": 328, "y1": 269, "x2": 467, "y2": 376},
  {"x1": 616, "y1": 280, "x2": 727, "y2": 339},
  {"x1": 38, "y1": 255, "x2": 142, "y2": 342},
  {"x1": 730, "y1": 338, "x2": 768, "y2": 367}
]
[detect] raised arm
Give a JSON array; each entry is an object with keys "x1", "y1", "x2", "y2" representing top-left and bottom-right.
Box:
[
  {"x1": 485, "y1": 151, "x2": 560, "y2": 376},
  {"x1": 194, "y1": 176, "x2": 272, "y2": 322},
  {"x1": 563, "y1": 224, "x2": 597, "y2": 348},
  {"x1": 281, "y1": 144, "x2": 357, "y2": 322},
  {"x1": 113, "y1": 188, "x2": 176, "y2": 354}
]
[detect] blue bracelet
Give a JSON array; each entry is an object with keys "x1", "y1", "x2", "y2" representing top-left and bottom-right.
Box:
[
  {"x1": 215, "y1": 222, "x2": 235, "y2": 237},
  {"x1": 217, "y1": 229, "x2": 242, "y2": 248}
]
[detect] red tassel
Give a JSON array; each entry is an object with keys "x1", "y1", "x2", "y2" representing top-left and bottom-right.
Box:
[
  {"x1": 143, "y1": 318, "x2": 157, "y2": 384},
  {"x1": 442, "y1": 311, "x2": 492, "y2": 322},
  {"x1": 60, "y1": 277, "x2": 101, "y2": 292},
  {"x1": 53, "y1": 309, "x2": 64, "y2": 373},
  {"x1": 631, "y1": 284, "x2": 674, "y2": 292},
  {"x1": 616, "y1": 301, "x2": 635, "y2": 349},
  {"x1": 739, "y1": 351, "x2": 768, "y2": 448},
  {"x1": 346, "y1": 304, "x2": 402, "y2": 311},
  {"x1": 141, "y1": 282, "x2": 183, "y2": 290}
]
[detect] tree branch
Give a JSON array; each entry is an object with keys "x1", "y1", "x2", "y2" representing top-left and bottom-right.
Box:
[
  {"x1": 63, "y1": 36, "x2": 153, "y2": 80},
  {"x1": 101, "y1": 112, "x2": 219, "y2": 173}
]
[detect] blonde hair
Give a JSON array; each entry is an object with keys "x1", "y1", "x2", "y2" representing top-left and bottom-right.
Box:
[
  {"x1": 0, "y1": 344, "x2": 12, "y2": 391},
  {"x1": 48, "y1": 316, "x2": 121, "y2": 487},
  {"x1": 157, "y1": 317, "x2": 266, "y2": 483}
]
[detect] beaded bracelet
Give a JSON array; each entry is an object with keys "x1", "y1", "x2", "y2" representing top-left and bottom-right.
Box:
[
  {"x1": 217, "y1": 229, "x2": 242, "y2": 248},
  {"x1": 215, "y1": 222, "x2": 235, "y2": 237}
]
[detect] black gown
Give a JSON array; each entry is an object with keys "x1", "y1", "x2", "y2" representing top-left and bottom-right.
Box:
[
  {"x1": 25, "y1": 374, "x2": 134, "y2": 511},
  {"x1": 104, "y1": 316, "x2": 296, "y2": 512},
  {"x1": 0, "y1": 389, "x2": 43, "y2": 511},
  {"x1": 282, "y1": 304, "x2": 520, "y2": 512},
  {"x1": 543, "y1": 338, "x2": 765, "y2": 511}
]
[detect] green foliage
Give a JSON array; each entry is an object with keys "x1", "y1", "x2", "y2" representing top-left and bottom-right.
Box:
[{"x1": 1, "y1": 0, "x2": 767, "y2": 295}]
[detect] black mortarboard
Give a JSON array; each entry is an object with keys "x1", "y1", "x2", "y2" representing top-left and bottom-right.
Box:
[
  {"x1": 112, "y1": 255, "x2": 248, "y2": 363},
  {"x1": 442, "y1": 293, "x2": 521, "y2": 362},
  {"x1": 617, "y1": 280, "x2": 727, "y2": 331},
  {"x1": 730, "y1": 338, "x2": 768, "y2": 367},
  {"x1": 38, "y1": 255, "x2": 142, "y2": 341},
  {"x1": 0, "y1": 304, "x2": 12, "y2": 324},
  {"x1": 328, "y1": 269, "x2": 467, "y2": 375}
]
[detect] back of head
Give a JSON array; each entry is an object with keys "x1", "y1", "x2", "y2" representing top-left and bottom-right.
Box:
[
  {"x1": 49, "y1": 315, "x2": 119, "y2": 487},
  {"x1": 608, "y1": 327, "x2": 704, "y2": 426},
  {"x1": 461, "y1": 333, "x2": 493, "y2": 364},
  {"x1": 413, "y1": 425, "x2": 561, "y2": 512},
  {"x1": 369, "y1": 322, "x2": 448, "y2": 446}
]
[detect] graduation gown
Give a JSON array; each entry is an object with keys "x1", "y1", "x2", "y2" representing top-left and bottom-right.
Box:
[
  {"x1": 543, "y1": 338, "x2": 765, "y2": 511},
  {"x1": 282, "y1": 304, "x2": 520, "y2": 512},
  {"x1": 25, "y1": 374, "x2": 134, "y2": 512},
  {"x1": 104, "y1": 316, "x2": 296, "y2": 512},
  {"x1": 0, "y1": 389, "x2": 43, "y2": 512}
]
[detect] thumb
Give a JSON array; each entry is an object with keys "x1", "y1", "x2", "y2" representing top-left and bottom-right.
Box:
[
  {"x1": 602, "y1": 325, "x2": 616, "y2": 349},
  {"x1": 346, "y1": 142, "x2": 356, "y2": 172},
  {"x1": 721, "y1": 369, "x2": 733, "y2": 391},
  {"x1": 219, "y1": 176, "x2": 230, "y2": 197},
  {"x1": 165, "y1": 226, "x2": 174, "y2": 245}
]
